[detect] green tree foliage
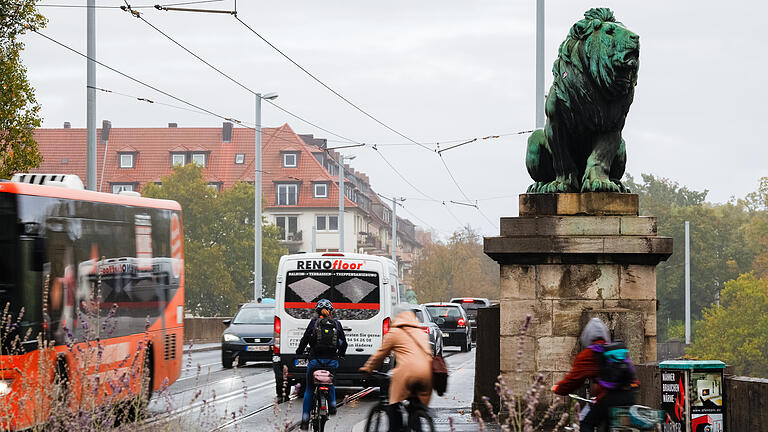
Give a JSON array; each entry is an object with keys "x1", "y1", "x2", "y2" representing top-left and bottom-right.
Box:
[
  {"x1": 625, "y1": 174, "x2": 757, "y2": 340},
  {"x1": 0, "y1": 1, "x2": 46, "y2": 178},
  {"x1": 142, "y1": 165, "x2": 287, "y2": 316},
  {"x1": 688, "y1": 273, "x2": 768, "y2": 377},
  {"x1": 411, "y1": 226, "x2": 499, "y2": 302}
]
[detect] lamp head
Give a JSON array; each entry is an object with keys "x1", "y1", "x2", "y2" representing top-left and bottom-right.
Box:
[{"x1": 261, "y1": 92, "x2": 279, "y2": 100}]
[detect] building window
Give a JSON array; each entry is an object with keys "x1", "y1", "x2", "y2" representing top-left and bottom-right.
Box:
[
  {"x1": 276, "y1": 184, "x2": 298, "y2": 205},
  {"x1": 112, "y1": 183, "x2": 134, "y2": 194},
  {"x1": 316, "y1": 215, "x2": 339, "y2": 232},
  {"x1": 191, "y1": 153, "x2": 206, "y2": 167},
  {"x1": 283, "y1": 153, "x2": 297, "y2": 168},
  {"x1": 172, "y1": 153, "x2": 185, "y2": 166},
  {"x1": 119, "y1": 153, "x2": 134, "y2": 168},
  {"x1": 314, "y1": 183, "x2": 328, "y2": 198},
  {"x1": 207, "y1": 183, "x2": 221, "y2": 192},
  {"x1": 235, "y1": 153, "x2": 245, "y2": 164},
  {"x1": 276, "y1": 215, "x2": 298, "y2": 240}
]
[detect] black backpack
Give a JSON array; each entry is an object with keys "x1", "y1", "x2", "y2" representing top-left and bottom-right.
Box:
[
  {"x1": 593, "y1": 341, "x2": 635, "y2": 389},
  {"x1": 312, "y1": 318, "x2": 339, "y2": 357}
]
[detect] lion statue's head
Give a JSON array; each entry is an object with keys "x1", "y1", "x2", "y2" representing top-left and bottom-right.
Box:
[{"x1": 556, "y1": 8, "x2": 639, "y2": 98}]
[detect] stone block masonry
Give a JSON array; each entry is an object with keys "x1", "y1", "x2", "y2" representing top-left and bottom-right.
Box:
[{"x1": 484, "y1": 193, "x2": 672, "y2": 399}]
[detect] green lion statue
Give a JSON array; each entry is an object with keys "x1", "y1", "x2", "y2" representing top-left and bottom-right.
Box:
[{"x1": 526, "y1": 8, "x2": 639, "y2": 193}]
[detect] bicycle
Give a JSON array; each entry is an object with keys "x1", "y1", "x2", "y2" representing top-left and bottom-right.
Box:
[
  {"x1": 566, "y1": 394, "x2": 664, "y2": 432},
  {"x1": 363, "y1": 371, "x2": 434, "y2": 432},
  {"x1": 307, "y1": 367, "x2": 334, "y2": 432}
]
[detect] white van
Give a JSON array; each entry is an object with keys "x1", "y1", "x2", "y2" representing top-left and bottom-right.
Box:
[{"x1": 272, "y1": 252, "x2": 400, "y2": 392}]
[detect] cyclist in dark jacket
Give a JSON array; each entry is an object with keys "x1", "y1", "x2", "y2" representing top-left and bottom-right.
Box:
[
  {"x1": 551, "y1": 318, "x2": 638, "y2": 431},
  {"x1": 296, "y1": 299, "x2": 347, "y2": 430}
]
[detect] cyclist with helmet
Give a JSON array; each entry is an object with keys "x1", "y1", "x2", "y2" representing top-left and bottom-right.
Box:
[{"x1": 296, "y1": 299, "x2": 347, "y2": 430}]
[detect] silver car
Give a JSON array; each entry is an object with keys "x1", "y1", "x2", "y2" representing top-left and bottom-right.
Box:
[{"x1": 407, "y1": 304, "x2": 444, "y2": 356}]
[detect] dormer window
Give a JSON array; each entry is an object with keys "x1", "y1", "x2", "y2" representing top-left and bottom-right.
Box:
[
  {"x1": 235, "y1": 153, "x2": 245, "y2": 164},
  {"x1": 283, "y1": 153, "x2": 298, "y2": 168},
  {"x1": 314, "y1": 183, "x2": 328, "y2": 198},
  {"x1": 191, "y1": 153, "x2": 206, "y2": 167},
  {"x1": 276, "y1": 183, "x2": 298, "y2": 205},
  {"x1": 119, "y1": 153, "x2": 134, "y2": 169},
  {"x1": 171, "y1": 153, "x2": 185, "y2": 166}
]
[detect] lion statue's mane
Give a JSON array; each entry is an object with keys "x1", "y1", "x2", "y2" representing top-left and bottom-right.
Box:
[{"x1": 526, "y1": 8, "x2": 640, "y2": 193}]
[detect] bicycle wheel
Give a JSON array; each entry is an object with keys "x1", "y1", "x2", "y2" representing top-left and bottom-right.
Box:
[
  {"x1": 408, "y1": 409, "x2": 435, "y2": 432},
  {"x1": 364, "y1": 405, "x2": 389, "y2": 432}
]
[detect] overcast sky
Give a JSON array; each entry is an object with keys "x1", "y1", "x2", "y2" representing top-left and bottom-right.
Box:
[{"x1": 21, "y1": 0, "x2": 768, "y2": 238}]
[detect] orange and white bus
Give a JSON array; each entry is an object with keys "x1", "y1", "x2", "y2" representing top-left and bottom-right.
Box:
[{"x1": 0, "y1": 174, "x2": 184, "y2": 430}]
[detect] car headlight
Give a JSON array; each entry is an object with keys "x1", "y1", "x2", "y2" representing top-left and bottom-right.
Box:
[
  {"x1": 223, "y1": 333, "x2": 241, "y2": 342},
  {"x1": 0, "y1": 380, "x2": 13, "y2": 396}
]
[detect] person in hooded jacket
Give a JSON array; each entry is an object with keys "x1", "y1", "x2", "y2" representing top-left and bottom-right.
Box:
[
  {"x1": 360, "y1": 305, "x2": 432, "y2": 432},
  {"x1": 551, "y1": 318, "x2": 638, "y2": 431}
]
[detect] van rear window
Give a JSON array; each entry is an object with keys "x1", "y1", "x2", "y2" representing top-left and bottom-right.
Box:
[{"x1": 284, "y1": 270, "x2": 380, "y2": 320}]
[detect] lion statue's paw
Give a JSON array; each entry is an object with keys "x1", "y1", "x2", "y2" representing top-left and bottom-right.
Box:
[
  {"x1": 581, "y1": 178, "x2": 622, "y2": 193},
  {"x1": 539, "y1": 178, "x2": 579, "y2": 193}
]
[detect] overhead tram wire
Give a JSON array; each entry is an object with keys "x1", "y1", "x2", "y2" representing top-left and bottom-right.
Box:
[
  {"x1": 35, "y1": 0, "x2": 224, "y2": 8},
  {"x1": 121, "y1": 9, "x2": 361, "y2": 145},
  {"x1": 32, "y1": 30, "x2": 249, "y2": 125},
  {"x1": 123, "y1": 6, "x2": 509, "y2": 231},
  {"x1": 233, "y1": 15, "x2": 434, "y2": 153},
  {"x1": 88, "y1": 85, "x2": 329, "y2": 152}
]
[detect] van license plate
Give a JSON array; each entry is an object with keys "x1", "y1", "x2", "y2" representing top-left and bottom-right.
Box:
[
  {"x1": 246, "y1": 346, "x2": 269, "y2": 352},
  {"x1": 295, "y1": 358, "x2": 308, "y2": 367}
]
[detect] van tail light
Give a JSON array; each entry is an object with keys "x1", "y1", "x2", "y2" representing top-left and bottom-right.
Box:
[
  {"x1": 462, "y1": 299, "x2": 474, "y2": 303},
  {"x1": 273, "y1": 316, "x2": 281, "y2": 354},
  {"x1": 383, "y1": 317, "x2": 391, "y2": 335},
  {"x1": 322, "y1": 253, "x2": 344, "y2": 257},
  {"x1": 457, "y1": 318, "x2": 466, "y2": 327},
  {"x1": 422, "y1": 326, "x2": 430, "y2": 334}
]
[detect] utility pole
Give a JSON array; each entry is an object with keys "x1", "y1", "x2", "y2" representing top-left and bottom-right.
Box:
[
  {"x1": 339, "y1": 158, "x2": 344, "y2": 252},
  {"x1": 390, "y1": 197, "x2": 405, "y2": 268},
  {"x1": 685, "y1": 220, "x2": 691, "y2": 345},
  {"x1": 254, "y1": 92, "x2": 278, "y2": 301},
  {"x1": 86, "y1": 0, "x2": 96, "y2": 190},
  {"x1": 535, "y1": 0, "x2": 545, "y2": 129},
  {"x1": 337, "y1": 155, "x2": 355, "y2": 252}
]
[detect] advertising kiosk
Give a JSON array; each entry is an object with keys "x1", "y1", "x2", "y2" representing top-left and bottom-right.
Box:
[{"x1": 659, "y1": 360, "x2": 726, "y2": 432}]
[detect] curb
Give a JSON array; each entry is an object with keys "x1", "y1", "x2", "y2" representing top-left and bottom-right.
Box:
[{"x1": 183, "y1": 344, "x2": 221, "y2": 354}]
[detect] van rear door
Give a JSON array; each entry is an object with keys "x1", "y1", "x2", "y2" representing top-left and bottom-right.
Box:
[{"x1": 282, "y1": 258, "x2": 385, "y2": 362}]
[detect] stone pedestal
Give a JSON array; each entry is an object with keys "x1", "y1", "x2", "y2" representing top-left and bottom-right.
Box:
[{"x1": 484, "y1": 193, "x2": 672, "y2": 395}]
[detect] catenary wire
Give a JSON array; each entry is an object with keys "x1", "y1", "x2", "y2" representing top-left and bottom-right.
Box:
[
  {"x1": 122, "y1": 6, "x2": 506, "y2": 231},
  {"x1": 122, "y1": 10, "x2": 361, "y2": 145},
  {"x1": 34, "y1": 0, "x2": 224, "y2": 8},
  {"x1": 233, "y1": 15, "x2": 434, "y2": 153},
  {"x1": 37, "y1": 26, "x2": 492, "y2": 232}
]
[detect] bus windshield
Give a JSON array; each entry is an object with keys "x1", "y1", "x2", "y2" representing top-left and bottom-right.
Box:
[{"x1": 284, "y1": 270, "x2": 380, "y2": 320}]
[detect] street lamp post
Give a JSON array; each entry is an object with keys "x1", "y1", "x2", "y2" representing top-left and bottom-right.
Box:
[{"x1": 255, "y1": 92, "x2": 278, "y2": 301}]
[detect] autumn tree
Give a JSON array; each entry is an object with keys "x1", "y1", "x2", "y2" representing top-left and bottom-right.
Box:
[
  {"x1": 142, "y1": 164, "x2": 286, "y2": 316},
  {"x1": 688, "y1": 273, "x2": 768, "y2": 377},
  {"x1": 411, "y1": 225, "x2": 499, "y2": 302},
  {"x1": 0, "y1": 0, "x2": 46, "y2": 178},
  {"x1": 624, "y1": 174, "x2": 758, "y2": 340}
]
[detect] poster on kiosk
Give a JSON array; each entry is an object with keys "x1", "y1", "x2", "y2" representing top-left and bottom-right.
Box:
[{"x1": 659, "y1": 360, "x2": 726, "y2": 432}]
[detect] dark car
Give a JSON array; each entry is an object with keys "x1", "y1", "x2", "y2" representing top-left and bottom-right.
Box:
[
  {"x1": 407, "y1": 304, "x2": 444, "y2": 357},
  {"x1": 221, "y1": 302, "x2": 275, "y2": 368},
  {"x1": 449, "y1": 298, "x2": 490, "y2": 342},
  {"x1": 422, "y1": 303, "x2": 472, "y2": 352}
]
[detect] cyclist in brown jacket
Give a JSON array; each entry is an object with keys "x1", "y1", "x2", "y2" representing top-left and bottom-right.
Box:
[{"x1": 360, "y1": 305, "x2": 432, "y2": 431}]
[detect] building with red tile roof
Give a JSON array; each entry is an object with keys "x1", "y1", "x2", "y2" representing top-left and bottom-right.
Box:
[{"x1": 30, "y1": 123, "x2": 423, "y2": 277}]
